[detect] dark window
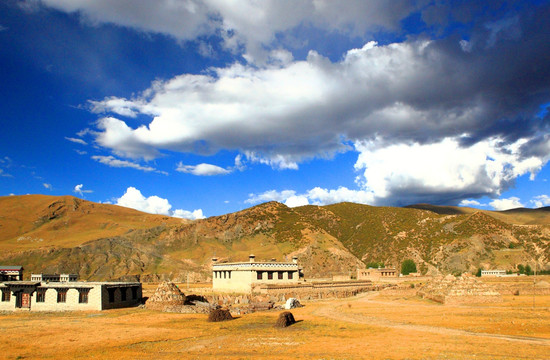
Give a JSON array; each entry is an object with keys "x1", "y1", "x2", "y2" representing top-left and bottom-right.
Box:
[
  {"x1": 78, "y1": 289, "x2": 90, "y2": 304},
  {"x1": 131, "y1": 287, "x2": 138, "y2": 300},
  {"x1": 57, "y1": 289, "x2": 67, "y2": 303},
  {"x1": 121, "y1": 288, "x2": 127, "y2": 301},
  {"x1": 267, "y1": 272, "x2": 273, "y2": 280},
  {"x1": 257, "y1": 271, "x2": 263, "y2": 280},
  {"x1": 36, "y1": 289, "x2": 46, "y2": 303},
  {"x1": 1, "y1": 289, "x2": 10, "y2": 302},
  {"x1": 288, "y1": 271, "x2": 293, "y2": 280},
  {"x1": 228, "y1": 271, "x2": 231, "y2": 279},
  {"x1": 278, "y1": 272, "x2": 283, "y2": 280},
  {"x1": 108, "y1": 288, "x2": 116, "y2": 303}
]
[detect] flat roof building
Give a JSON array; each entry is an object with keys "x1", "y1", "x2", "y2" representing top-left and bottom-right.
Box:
[
  {"x1": 0, "y1": 280, "x2": 142, "y2": 311},
  {"x1": 31, "y1": 273, "x2": 78, "y2": 282},
  {"x1": 212, "y1": 255, "x2": 303, "y2": 293},
  {"x1": 357, "y1": 267, "x2": 398, "y2": 281},
  {"x1": 0, "y1": 266, "x2": 23, "y2": 281}
]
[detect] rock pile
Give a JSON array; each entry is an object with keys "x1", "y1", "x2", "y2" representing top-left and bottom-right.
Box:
[
  {"x1": 145, "y1": 281, "x2": 186, "y2": 311},
  {"x1": 208, "y1": 308, "x2": 233, "y2": 322},
  {"x1": 275, "y1": 311, "x2": 296, "y2": 328},
  {"x1": 417, "y1": 274, "x2": 502, "y2": 304}
]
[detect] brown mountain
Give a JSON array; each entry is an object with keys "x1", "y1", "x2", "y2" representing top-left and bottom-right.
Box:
[{"x1": 0, "y1": 195, "x2": 549, "y2": 281}]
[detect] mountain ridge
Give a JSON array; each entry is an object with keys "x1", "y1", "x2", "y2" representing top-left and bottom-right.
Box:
[{"x1": 1, "y1": 195, "x2": 549, "y2": 281}]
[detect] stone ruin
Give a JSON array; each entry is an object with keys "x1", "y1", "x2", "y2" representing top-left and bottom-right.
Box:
[
  {"x1": 145, "y1": 281, "x2": 187, "y2": 311},
  {"x1": 417, "y1": 274, "x2": 503, "y2": 305}
]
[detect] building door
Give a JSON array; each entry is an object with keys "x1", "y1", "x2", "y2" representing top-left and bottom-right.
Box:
[
  {"x1": 15, "y1": 292, "x2": 31, "y2": 309},
  {"x1": 21, "y1": 293, "x2": 30, "y2": 309}
]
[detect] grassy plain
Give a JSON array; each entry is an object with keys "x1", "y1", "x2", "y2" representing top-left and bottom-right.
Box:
[{"x1": 1, "y1": 284, "x2": 549, "y2": 360}]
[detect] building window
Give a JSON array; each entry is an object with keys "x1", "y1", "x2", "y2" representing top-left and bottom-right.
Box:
[
  {"x1": 57, "y1": 289, "x2": 67, "y2": 303},
  {"x1": 278, "y1": 272, "x2": 283, "y2": 280},
  {"x1": 78, "y1": 289, "x2": 90, "y2": 304},
  {"x1": 257, "y1": 271, "x2": 263, "y2": 280},
  {"x1": 228, "y1": 271, "x2": 231, "y2": 279},
  {"x1": 131, "y1": 287, "x2": 138, "y2": 300},
  {"x1": 36, "y1": 289, "x2": 46, "y2": 303},
  {"x1": 1, "y1": 289, "x2": 10, "y2": 302},
  {"x1": 121, "y1": 288, "x2": 127, "y2": 301},
  {"x1": 288, "y1": 271, "x2": 293, "y2": 280},
  {"x1": 107, "y1": 288, "x2": 116, "y2": 303},
  {"x1": 267, "y1": 272, "x2": 273, "y2": 280}
]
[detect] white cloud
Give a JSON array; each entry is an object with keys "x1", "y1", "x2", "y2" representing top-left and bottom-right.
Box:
[
  {"x1": 74, "y1": 184, "x2": 93, "y2": 196},
  {"x1": 176, "y1": 162, "x2": 230, "y2": 176},
  {"x1": 459, "y1": 199, "x2": 487, "y2": 207},
  {"x1": 0, "y1": 25, "x2": 7, "y2": 32},
  {"x1": 43, "y1": 183, "x2": 52, "y2": 190},
  {"x1": 92, "y1": 155, "x2": 167, "y2": 174},
  {"x1": 284, "y1": 195, "x2": 309, "y2": 208},
  {"x1": 353, "y1": 137, "x2": 545, "y2": 206},
  {"x1": 530, "y1": 195, "x2": 550, "y2": 208},
  {"x1": 65, "y1": 137, "x2": 88, "y2": 145},
  {"x1": 116, "y1": 187, "x2": 205, "y2": 220},
  {"x1": 172, "y1": 208, "x2": 205, "y2": 220},
  {"x1": 490, "y1": 197, "x2": 524, "y2": 211},
  {"x1": 246, "y1": 187, "x2": 373, "y2": 207}
]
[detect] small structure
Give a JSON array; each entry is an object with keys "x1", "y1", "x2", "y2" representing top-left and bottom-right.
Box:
[
  {"x1": 0, "y1": 266, "x2": 24, "y2": 281},
  {"x1": 145, "y1": 281, "x2": 186, "y2": 311},
  {"x1": 212, "y1": 255, "x2": 302, "y2": 293},
  {"x1": 0, "y1": 280, "x2": 142, "y2": 311},
  {"x1": 31, "y1": 273, "x2": 78, "y2": 282},
  {"x1": 481, "y1": 270, "x2": 506, "y2": 277},
  {"x1": 357, "y1": 267, "x2": 398, "y2": 281}
]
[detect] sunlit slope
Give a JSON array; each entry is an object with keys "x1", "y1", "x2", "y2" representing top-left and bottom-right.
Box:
[{"x1": 0, "y1": 195, "x2": 185, "y2": 251}]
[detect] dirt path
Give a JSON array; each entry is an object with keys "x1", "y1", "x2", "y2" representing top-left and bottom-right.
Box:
[{"x1": 312, "y1": 292, "x2": 550, "y2": 346}]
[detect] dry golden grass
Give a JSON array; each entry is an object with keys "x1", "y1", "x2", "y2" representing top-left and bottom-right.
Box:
[{"x1": 1, "y1": 288, "x2": 549, "y2": 360}]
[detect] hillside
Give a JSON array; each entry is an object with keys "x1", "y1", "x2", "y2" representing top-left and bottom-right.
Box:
[{"x1": 0, "y1": 195, "x2": 549, "y2": 281}]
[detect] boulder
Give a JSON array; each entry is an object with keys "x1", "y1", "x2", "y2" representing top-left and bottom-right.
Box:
[{"x1": 284, "y1": 297, "x2": 303, "y2": 309}]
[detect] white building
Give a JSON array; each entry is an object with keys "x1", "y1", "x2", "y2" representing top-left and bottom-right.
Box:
[
  {"x1": 31, "y1": 273, "x2": 78, "y2": 282},
  {"x1": 212, "y1": 255, "x2": 302, "y2": 293},
  {"x1": 0, "y1": 280, "x2": 142, "y2": 311},
  {"x1": 481, "y1": 270, "x2": 507, "y2": 277}
]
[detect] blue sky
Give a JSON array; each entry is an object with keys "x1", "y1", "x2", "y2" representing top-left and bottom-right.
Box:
[{"x1": 1, "y1": 0, "x2": 549, "y2": 219}]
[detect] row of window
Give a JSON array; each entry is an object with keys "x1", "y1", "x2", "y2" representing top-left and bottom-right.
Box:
[
  {"x1": 257, "y1": 271, "x2": 294, "y2": 280},
  {"x1": 1, "y1": 287, "x2": 139, "y2": 304}
]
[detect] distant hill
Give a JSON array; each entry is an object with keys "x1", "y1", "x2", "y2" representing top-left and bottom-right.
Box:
[{"x1": 0, "y1": 195, "x2": 549, "y2": 281}]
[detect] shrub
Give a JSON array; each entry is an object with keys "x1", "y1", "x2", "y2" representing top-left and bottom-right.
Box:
[
  {"x1": 275, "y1": 311, "x2": 296, "y2": 328},
  {"x1": 401, "y1": 259, "x2": 417, "y2": 275}
]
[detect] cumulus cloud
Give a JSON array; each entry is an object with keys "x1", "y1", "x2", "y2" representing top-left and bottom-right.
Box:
[
  {"x1": 353, "y1": 136, "x2": 546, "y2": 206},
  {"x1": 92, "y1": 155, "x2": 167, "y2": 174},
  {"x1": 246, "y1": 187, "x2": 374, "y2": 207},
  {"x1": 43, "y1": 183, "x2": 52, "y2": 190},
  {"x1": 176, "y1": 162, "x2": 230, "y2": 176},
  {"x1": 53, "y1": 1, "x2": 550, "y2": 206},
  {"x1": 74, "y1": 184, "x2": 92, "y2": 196},
  {"x1": 530, "y1": 195, "x2": 550, "y2": 208},
  {"x1": 116, "y1": 187, "x2": 205, "y2": 220},
  {"x1": 490, "y1": 197, "x2": 524, "y2": 211},
  {"x1": 459, "y1": 199, "x2": 487, "y2": 207},
  {"x1": 176, "y1": 155, "x2": 244, "y2": 176}
]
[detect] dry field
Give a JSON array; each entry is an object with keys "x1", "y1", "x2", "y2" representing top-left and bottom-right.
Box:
[{"x1": 1, "y1": 286, "x2": 549, "y2": 359}]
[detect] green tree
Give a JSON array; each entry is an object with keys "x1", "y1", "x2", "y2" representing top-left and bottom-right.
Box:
[
  {"x1": 401, "y1": 259, "x2": 417, "y2": 275},
  {"x1": 525, "y1": 265, "x2": 532, "y2": 275},
  {"x1": 517, "y1": 264, "x2": 525, "y2": 274},
  {"x1": 475, "y1": 268, "x2": 482, "y2": 277}
]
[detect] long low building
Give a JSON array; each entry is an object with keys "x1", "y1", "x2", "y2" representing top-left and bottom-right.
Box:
[
  {"x1": 0, "y1": 280, "x2": 142, "y2": 311},
  {"x1": 213, "y1": 255, "x2": 303, "y2": 293}
]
